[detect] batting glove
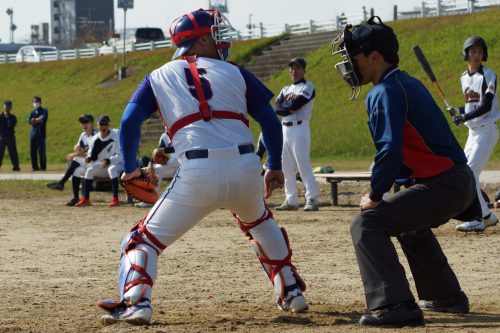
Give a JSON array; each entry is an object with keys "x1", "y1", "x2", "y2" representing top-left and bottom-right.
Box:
[
  {"x1": 446, "y1": 106, "x2": 461, "y2": 116},
  {"x1": 453, "y1": 114, "x2": 465, "y2": 127}
]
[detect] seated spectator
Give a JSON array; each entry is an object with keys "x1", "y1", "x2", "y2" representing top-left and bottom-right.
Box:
[
  {"x1": 75, "y1": 115, "x2": 123, "y2": 207},
  {"x1": 136, "y1": 132, "x2": 179, "y2": 208},
  {"x1": 47, "y1": 113, "x2": 97, "y2": 206}
]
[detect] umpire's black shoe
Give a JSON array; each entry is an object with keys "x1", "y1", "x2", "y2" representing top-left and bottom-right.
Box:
[
  {"x1": 359, "y1": 301, "x2": 425, "y2": 327},
  {"x1": 418, "y1": 291, "x2": 469, "y2": 314},
  {"x1": 47, "y1": 182, "x2": 64, "y2": 191},
  {"x1": 66, "y1": 198, "x2": 78, "y2": 206}
]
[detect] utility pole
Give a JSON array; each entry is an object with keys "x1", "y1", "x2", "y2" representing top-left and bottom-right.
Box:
[
  {"x1": 6, "y1": 8, "x2": 16, "y2": 43},
  {"x1": 117, "y1": 0, "x2": 134, "y2": 80}
]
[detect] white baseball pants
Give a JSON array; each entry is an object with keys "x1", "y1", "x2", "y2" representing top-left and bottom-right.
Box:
[
  {"x1": 282, "y1": 121, "x2": 318, "y2": 204},
  {"x1": 464, "y1": 123, "x2": 499, "y2": 217}
]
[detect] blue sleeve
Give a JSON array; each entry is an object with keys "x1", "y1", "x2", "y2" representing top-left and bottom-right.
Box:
[
  {"x1": 120, "y1": 74, "x2": 158, "y2": 172},
  {"x1": 368, "y1": 86, "x2": 405, "y2": 201},
  {"x1": 238, "y1": 67, "x2": 282, "y2": 170},
  {"x1": 129, "y1": 74, "x2": 158, "y2": 112},
  {"x1": 238, "y1": 67, "x2": 274, "y2": 114},
  {"x1": 250, "y1": 103, "x2": 283, "y2": 170}
]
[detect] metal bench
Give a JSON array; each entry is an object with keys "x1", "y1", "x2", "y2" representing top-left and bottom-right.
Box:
[{"x1": 314, "y1": 172, "x2": 403, "y2": 206}]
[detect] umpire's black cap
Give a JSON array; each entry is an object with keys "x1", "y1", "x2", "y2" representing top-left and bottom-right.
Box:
[
  {"x1": 78, "y1": 113, "x2": 94, "y2": 123},
  {"x1": 289, "y1": 57, "x2": 306, "y2": 69},
  {"x1": 3, "y1": 100, "x2": 12, "y2": 106},
  {"x1": 350, "y1": 16, "x2": 399, "y2": 58}
]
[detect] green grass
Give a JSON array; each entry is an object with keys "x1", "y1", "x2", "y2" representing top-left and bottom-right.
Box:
[
  {"x1": 0, "y1": 37, "x2": 281, "y2": 164},
  {"x1": 2, "y1": 9, "x2": 500, "y2": 169},
  {"x1": 263, "y1": 8, "x2": 500, "y2": 162}
]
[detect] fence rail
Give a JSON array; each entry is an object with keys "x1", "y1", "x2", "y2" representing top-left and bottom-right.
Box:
[{"x1": 1, "y1": 0, "x2": 497, "y2": 65}]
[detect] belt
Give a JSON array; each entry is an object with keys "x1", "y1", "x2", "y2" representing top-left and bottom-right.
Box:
[
  {"x1": 185, "y1": 144, "x2": 254, "y2": 160},
  {"x1": 283, "y1": 120, "x2": 302, "y2": 127}
]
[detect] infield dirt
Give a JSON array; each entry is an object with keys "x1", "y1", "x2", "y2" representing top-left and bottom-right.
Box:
[{"x1": 1, "y1": 183, "x2": 499, "y2": 332}]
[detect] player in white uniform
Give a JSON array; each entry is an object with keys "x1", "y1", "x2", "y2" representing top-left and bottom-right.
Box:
[
  {"x1": 274, "y1": 58, "x2": 319, "y2": 211},
  {"x1": 449, "y1": 36, "x2": 499, "y2": 232},
  {"x1": 47, "y1": 113, "x2": 97, "y2": 206},
  {"x1": 135, "y1": 132, "x2": 179, "y2": 208},
  {"x1": 75, "y1": 115, "x2": 123, "y2": 207},
  {"x1": 96, "y1": 9, "x2": 308, "y2": 326}
]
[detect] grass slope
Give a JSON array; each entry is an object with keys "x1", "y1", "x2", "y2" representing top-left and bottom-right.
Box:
[
  {"x1": 264, "y1": 8, "x2": 500, "y2": 162},
  {"x1": 0, "y1": 36, "x2": 281, "y2": 164}
]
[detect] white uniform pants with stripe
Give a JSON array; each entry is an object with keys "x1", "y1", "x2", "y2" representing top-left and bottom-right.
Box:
[
  {"x1": 282, "y1": 121, "x2": 318, "y2": 204},
  {"x1": 141, "y1": 147, "x2": 296, "y2": 288},
  {"x1": 464, "y1": 123, "x2": 499, "y2": 217}
]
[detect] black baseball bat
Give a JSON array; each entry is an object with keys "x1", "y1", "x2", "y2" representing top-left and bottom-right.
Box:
[{"x1": 412, "y1": 45, "x2": 451, "y2": 108}]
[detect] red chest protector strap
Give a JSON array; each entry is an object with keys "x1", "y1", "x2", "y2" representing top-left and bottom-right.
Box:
[{"x1": 166, "y1": 56, "x2": 250, "y2": 140}]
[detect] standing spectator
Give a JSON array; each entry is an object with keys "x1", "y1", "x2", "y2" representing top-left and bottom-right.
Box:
[
  {"x1": 448, "y1": 36, "x2": 499, "y2": 232},
  {"x1": 331, "y1": 17, "x2": 476, "y2": 327},
  {"x1": 274, "y1": 58, "x2": 319, "y2": 211},
  {"x1": 46, "y1": 113, "x2": 97, "y2": 206},
  {"x1": 27, "y1": 96, "x2": 48, "y2": 171},
  {"x1": 0, "y1": 100, "x2": 20, "y2": 171},
  {"x1": 75, "y1": 115, "x2": 123, "y2": 207}
]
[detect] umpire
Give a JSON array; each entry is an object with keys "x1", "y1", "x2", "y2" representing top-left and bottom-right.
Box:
[
  {"x1": 0, "y1": 100, "x2": 20, "y2": 171},
  {"x1": 331, "y1": 17, "x2": 477, "y2": 327}
]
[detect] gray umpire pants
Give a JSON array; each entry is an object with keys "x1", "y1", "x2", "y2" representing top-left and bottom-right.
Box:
[{"x1": 350, "y1": 163, "x2": 476, "y2": 310}]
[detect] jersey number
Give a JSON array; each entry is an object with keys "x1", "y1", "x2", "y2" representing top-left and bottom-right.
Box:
[{"x1": 184, "y1": 68, "x2": 213, "y2": 101}]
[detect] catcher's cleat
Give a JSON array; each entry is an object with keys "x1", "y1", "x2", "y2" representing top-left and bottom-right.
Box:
[
  {"x1": 47, "y1": 182, "x2": 64, "y2": 191},
  {"x1": 98, "y1": 298, "x2": 152, "y2": 326},
  {"x1": 418, "y1": 291, "x2": 469, "y2": 314},
  {"x1": 75, "y1": 198, "x2": 91, "y2": 207},
  {"x1": 66, "y1": 198, "x2": 78, "y2": 206},
  {"x1": 277, "y1": 284, "x2": 309, "y2": 313},
  {"x1": 303, "y1": 199, "x2": 319, "y2": 211},
  {"x1": 109, "y1": 197, "x2": 120, "y2": 207},
  {"x1": 274, "y1": 201, "x2": 299, "y2": 211}
]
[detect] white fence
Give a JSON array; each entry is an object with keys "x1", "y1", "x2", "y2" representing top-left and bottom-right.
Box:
[{"x1": 1, "y1": 0, "x2": 497, "y2": 65}]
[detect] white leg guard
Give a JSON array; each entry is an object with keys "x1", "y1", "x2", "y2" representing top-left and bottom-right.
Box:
[
  {"x1": 97, "y1": 218, "x2": 166, "y2": 323},
  {"x1": 233, "y1": 208, "x2": 307, "y2": 312}
]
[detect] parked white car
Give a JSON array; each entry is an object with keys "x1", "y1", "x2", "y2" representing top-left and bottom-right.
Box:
[{"x1": 16, "y1": 45, "x2": 58, "y2": 62}]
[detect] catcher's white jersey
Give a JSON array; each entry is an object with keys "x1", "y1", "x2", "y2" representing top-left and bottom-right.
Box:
[
  {"x1": 87, "y1": 129, "x2": 122, "y2": 165},
  {"x1": 149, "y1": 58, "x2": 253, "y2": 156},
  {"x1": 277, "y1": 80, "x2": 315, "y2": 122},
  {"x1": 461, "y1": 65, "x2": 499, "y2": 128}
]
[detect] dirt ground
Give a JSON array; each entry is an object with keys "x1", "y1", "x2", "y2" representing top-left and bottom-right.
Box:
[{"x1": 0, "y1": 182, "x2": 499, "y2": 333}]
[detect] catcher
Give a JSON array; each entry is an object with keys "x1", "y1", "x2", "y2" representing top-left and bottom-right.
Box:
[
  {"x1": 46, "y1": 113, "x2": 97, "y2": 206},
  {"x1": 135, "y1": 132, "x2": 179, "y2": 208},
  {"x1": 97, "y1": 9, "x2": 308, "y2": 326}
]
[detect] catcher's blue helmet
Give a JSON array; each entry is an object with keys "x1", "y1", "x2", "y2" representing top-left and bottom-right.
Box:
[
  {"x1": 462, "y1": 36, "x2": 488, "y2": 61},
  {"x1": 169, "y1": 9, "x2": 233, "y2": 61}
]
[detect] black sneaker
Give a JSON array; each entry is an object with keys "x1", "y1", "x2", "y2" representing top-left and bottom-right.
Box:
[
  {"x1": 47, "y1": 182, "x2": 64, "y2": 191},
  {"x1": 359, "y1": 301, "x2": 425, "y2": 327},
  {"x1": 12, "y1": 167, "x2": 20, "y2": 171},
  {"x1": 418, "y1": 291, "x2": 469, "y2": 314},
  {"x1": 66, "y1": 198, "x2": 78, "y2": 206}
]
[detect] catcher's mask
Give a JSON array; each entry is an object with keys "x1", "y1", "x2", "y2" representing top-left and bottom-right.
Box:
[
  {"x1": 331, "y1": 16, "x2": 399, "y2": 100},
  {"x1": 331, "y1": 23, "x2": 362, "y2": 100},
  {"x1": 169, "y1": 9, "x2": 233, "y2": 61}
]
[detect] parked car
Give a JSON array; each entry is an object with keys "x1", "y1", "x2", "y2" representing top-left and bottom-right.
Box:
[
  {"x1": 99, "y1": 27, "x2": 165, "y2": 55},
  {"x1": 16, "y1": 45, "x2": 58, "y2": 62}
]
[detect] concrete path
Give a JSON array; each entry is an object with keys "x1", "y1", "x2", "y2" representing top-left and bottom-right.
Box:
[{"x1": 2, "y1": 170, "x2": 500, "y2": 184}]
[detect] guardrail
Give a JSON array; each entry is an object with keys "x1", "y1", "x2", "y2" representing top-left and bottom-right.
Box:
[{"x1": 1, "y1": 0, "x2": 497, "y2": 65}]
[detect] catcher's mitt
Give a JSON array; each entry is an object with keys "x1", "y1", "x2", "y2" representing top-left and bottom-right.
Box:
[
  {"x1": 120, "y1": 166, "x2": 159, "y2": 204},
  {"x1": 152, "y1": 148, "x2": 169, "y2": 165}
]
